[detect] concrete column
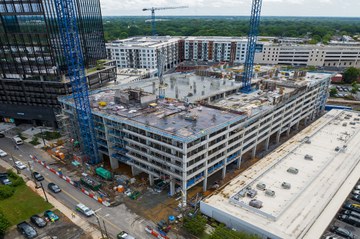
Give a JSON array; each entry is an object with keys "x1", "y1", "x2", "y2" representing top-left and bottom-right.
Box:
[
  {"x1": 265, "y1": 137, "x2": 270, "y2": 151},
  {"x1": 149, "y1": 174, "x2": 154, "y2": 186},
  {"x1": 276, "y1": 131, "x2": 281, "y2": 144},
  {"x1": 286, "y1": 126, "x2": 291, "y2": 137},
  {"x1": 296, "y1": 121, "x2": 300, "y2": 130},
  {"x1": 182, "y1": 180, "x2": 187, "y2": 207},
  {"x1": 170, "y1": 177, "x2": 175, "y2": 196},
  {"x1": 222, "y1": 159, "x2": 227, "y2": 179},
  {"x1": 131, "y1": 165, "x2": 141, "y2": 176},
  {"x1": 252, "y1": 146, "x2": 257, "y2": 159},
  {"x1": 110, "y1": 157, "x2": 119, "y2": 169},
  {"x1": 237, "y1": 155, "x2": 242, "y2": 169},
  {"x1": 203, "y1": 177, "x2": 207, "y2": 192}
]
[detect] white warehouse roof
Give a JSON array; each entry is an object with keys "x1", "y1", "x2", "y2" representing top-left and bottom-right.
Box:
[{"x1": 201, "y1": 109, "x2": 360, "y2": 239}]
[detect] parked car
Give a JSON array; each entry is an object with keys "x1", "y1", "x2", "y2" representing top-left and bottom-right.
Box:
[
  {"x1": 44, "y1": 210, "x2": 59, "y2": 221},
  {"x1": 330, "y1": 226, "x2": 354, "y2": 239},
  {"x1": 352, "y1": 194, "x2": 360, "y2": 203},
  {"x1": 32, "y1": 172, "x2": 44, "y2": 181},
  {"x1": 342, "y1": 209, "x2": 360, "y2": 219},
  {"x1": 75, "y1": 203, "x2": 94, "y2": 217},
  {"x1": 15, "y1": 161, "x2": 26, "y2": 170},
  {"x1": 30, "y1": 215, "x2": 47, "y2": 228},
  {"x1": 354, "y1": 184, "x2": 360, "y2": 190},
  {"x1": 343, "y1": 202, "x2": 360, "y2": 213},
  {"x1": 353, "y1": 190, "x2": 360, "y2": 195},
  {"x1": 48, "y1": 183, "x2": 61, "y2": 193},
  {"x1": 117, "y1": 231, "x2": 136, "y2": 239},
  {"x1": 338, "y1": 214, "x2": 360, "y2": 227},
  {"x1": 0, "y1": 176, "x2": 11, "y2": 185},
  {"x1": 0, "y1": 131, "x2": 5, "y2": 138},
  {"x1": 0, "y1": 149, "x2": 7, "y2": 157},
  {"x1": 17, "y1": 221, "x2": 37, "y2": 239}
]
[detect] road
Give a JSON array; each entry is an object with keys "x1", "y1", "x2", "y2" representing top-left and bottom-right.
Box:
[{"x1": 0, "y1": 136, "x2": 159, "y2": 239}]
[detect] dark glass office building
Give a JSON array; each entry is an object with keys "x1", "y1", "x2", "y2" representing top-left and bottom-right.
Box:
[{"x1": 0, "y1": 0, "x2": 115, "y2": 126}]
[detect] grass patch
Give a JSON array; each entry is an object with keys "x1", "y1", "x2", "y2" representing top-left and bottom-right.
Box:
[
  {"x1": 30, "y1": 136, "x2": 41, "y2": 146},
  {"x1": 0, "y1": 184, "x2": 52, "y2": 226},
  {"x1": 35, "y1": 131, "x2": 61, "y2": 141}
]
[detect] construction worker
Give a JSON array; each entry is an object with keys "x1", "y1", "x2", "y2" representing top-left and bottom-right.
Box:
[{"x1": 71, "y1": 212, "x2": 75, "y2": 218}]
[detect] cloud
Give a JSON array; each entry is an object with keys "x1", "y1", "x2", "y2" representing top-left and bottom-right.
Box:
[{"x1": 99, "y1": 0, "x2": 359, "y2": 17}]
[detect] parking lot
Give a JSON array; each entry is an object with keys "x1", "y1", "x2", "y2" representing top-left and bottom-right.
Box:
[
  {"x1": 334, "y1": 85, "x2": 352, "y2": 98},
  {"x1": 4, "y1": 210, "x2": 91, "y2": 239},
  {"x1": 322, "y1": 180, "x2": 360, "y2": 239}
]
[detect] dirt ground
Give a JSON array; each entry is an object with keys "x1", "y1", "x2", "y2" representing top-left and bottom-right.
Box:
[{"x1": 4, "y1": 211, "x2": 91, "y2": 239}]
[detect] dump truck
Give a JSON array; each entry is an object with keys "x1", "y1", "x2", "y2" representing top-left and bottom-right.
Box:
[{"x1": 95, "y1": 167, "x2": 112, "y2": 180}]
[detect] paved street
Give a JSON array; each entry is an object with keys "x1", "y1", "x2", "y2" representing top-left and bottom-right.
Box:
[{"x1": 0, "y1": 136, "x2": 171, "y2": 239}]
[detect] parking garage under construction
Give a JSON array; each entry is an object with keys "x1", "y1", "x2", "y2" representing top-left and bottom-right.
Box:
[
  {"x1": 58, "y1": 70, "x2": 331, "y2": 203},
  {"x1": 200, "y1": 109, "x2": 360, "y2": 239}
]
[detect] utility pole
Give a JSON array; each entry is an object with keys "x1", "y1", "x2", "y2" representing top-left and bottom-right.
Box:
[
  {"x1": 39, "y1": 182, "x2": 49, "y2": 202},
  {"x1": 40, "y1": 126, "x2": 46, "y2": 147},
  {"x1": 10, "y1": 153, "x2": 20, "y2": 174},
  {"x1": 102, "y1": 219, "x2": 109, "y2": 238},
  {"x1": 95, "y1": 213, "x2": 105, "y2": 238},
  {"x1": 28, "y1": 161, "x2": 40, "y2": 189}
]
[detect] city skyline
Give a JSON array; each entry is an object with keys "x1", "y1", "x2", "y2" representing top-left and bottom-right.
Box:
[{"x1": 100, "y1": 0, "x2": 360, "y2": 17}]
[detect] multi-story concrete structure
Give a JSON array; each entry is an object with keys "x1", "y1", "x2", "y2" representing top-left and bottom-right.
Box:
[
  {"x1": 105, "y1": 36, "x2": 180, "y2": 71},
  {"x1": 107, "y1": 36, "x2": 360, "y2": 70},
  {"x1": 201, "y1": 109, "x2": 360, "y2": 239},
  {"x1": 59, "y1": 71, "x2": 331, "y2": 203},
  {"x1": 0, "y1": 0, "x2": 115, "y2": 126}
]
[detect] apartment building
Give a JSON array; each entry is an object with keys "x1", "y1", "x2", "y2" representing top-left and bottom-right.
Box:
[
  {"x1": 106, "y1": 36, "x2": 180, "y2": 71},
  {"x1": 255, "y1": 43, "x2": 360, "y2": 68},
  {"x1": 59, "y1": 71, "x2": 331, "y2": 203},
  {"x1": 107, "y1": 36, "x2": 360, "y2": 70}
]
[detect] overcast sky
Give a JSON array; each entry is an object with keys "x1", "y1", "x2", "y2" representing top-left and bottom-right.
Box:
[{"x1": 100, "y1": 0, "x2": 359, "y2": 17}]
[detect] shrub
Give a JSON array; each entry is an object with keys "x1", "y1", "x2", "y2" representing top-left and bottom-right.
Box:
[
  {"x1": 0, "y1": 186, "x2": 15, "y2": 200},
  {"x1": 183, "y1": 214, "x2": 207, "y2": 236},
  {"x1": 11, "y1": 177, "x2": 25, "y2": 187},
  {"x1": 0, "y1": 211, "x2": 10, "y2": 235}
]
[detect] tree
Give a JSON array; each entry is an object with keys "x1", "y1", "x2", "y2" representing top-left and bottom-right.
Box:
[
  {"x1": 209, "y1": 225, "x2": 260, "y2": 239},
  {"x1": 329, "y1": 88, "x2": 338, "y2": 97},
  {"x1": 0, "y1": 211, "x2": 10, "y2": 235},
  {"x1": 183, "y1": 214, "x2": 207, "y2": 236},
  {"x1": 351, "y1": 82, "x2": 359, "y2": 94},
  {"x1": 343, "y1": 67, "x2": 360, "y2": 84}
]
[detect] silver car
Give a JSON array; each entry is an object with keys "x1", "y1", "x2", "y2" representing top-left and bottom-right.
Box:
[{"x1": 15, "y1": 161, "x2": 26, "y2": 170}]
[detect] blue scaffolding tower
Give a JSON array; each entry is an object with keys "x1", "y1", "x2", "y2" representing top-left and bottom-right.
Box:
[
  {"x1": 54, "y1": 0, "x2": 100, "y2": 164},
  {"x1": 242, "y1": 0, "x2": 263, "y2": 92}
]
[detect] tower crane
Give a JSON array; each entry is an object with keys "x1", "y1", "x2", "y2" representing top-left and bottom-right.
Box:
[
  {"x1": 242, "y1": 0, "x2": 263, "y2": 92},
  {"x1": 142, "y1": 6, "x2": 188, "y2": 36},
  {"x1": 54, "y1": 0, "x2": 100, "y2": 164}
]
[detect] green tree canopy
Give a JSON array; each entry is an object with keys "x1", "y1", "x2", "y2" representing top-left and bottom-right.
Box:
[
  {"x1": 183, "y1": 214, "x2": 207, "y2": 236},
  {"x1": 343, "y1": 67, "x2": 360, "y2": 84},
  {"x1": 209, "y1": 225, "x2": 260, "y2": 239},
  {"x1": 329, "y1": 88, "x2": 337, "y2": 97}
]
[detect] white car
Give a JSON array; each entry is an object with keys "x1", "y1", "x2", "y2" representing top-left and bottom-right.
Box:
[
  {"x1": 14, "y1": 161, "x2": 26, "y2": 170},
  {"x1": 0, "y1": 149, "x2": 7, "y2": 157}
]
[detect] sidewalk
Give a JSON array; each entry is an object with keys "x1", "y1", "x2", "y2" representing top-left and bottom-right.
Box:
[{"x1": 0, "y1": 159, "x2": 102, "y2": 239}]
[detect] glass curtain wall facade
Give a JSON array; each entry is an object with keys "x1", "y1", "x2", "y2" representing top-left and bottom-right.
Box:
[{"x1": 0, "y1": 0, "x2": 106, "y2": 79}]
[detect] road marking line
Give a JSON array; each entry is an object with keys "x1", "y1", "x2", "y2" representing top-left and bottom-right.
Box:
[{"x1": 94, "y1": 208, "x2": 102, "y2": 213}]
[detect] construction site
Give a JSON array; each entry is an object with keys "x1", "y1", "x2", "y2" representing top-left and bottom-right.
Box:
[{"x1": 57, "y1": 68, "x2": 331, "y2": 210}]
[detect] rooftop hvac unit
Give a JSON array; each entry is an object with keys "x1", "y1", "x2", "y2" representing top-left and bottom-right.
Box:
[
  {"x1": 287, "y1": 167, "x2": 299, "y2": 174},
  {"x1": 249, "y1": 199, "x2": 263, "y2": 209},
  {"x1": 256, "y1": 182, "x2": 266, "y2": 191},
  {"x1": 246, "y1": 189, "x2": 257, "y2": 198},
  {"x1": 304, "y1": 154, "x2": 313, "y2": 160},
  {"x1": 281, "y1": 182, "x2": 291, "y2": 189},
  {"x1": 265, "y1": 189, "x2": 275, "y2": 197}
]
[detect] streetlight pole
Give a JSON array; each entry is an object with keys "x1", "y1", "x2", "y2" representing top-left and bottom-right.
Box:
[
  {"x1": 27, "y1": 161, "x2": 40, "y2": 189},
  {"x1": 102, "y1": 219, "x2": 109, "y2": 239},
  {"x1": 40, "y1": 126, "x2": 46, "y2": 147}
]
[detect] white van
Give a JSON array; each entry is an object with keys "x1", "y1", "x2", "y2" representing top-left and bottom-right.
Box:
[
  {"x1": 13, "y1": 136, "x2": 23, "y2": 145},
  {"x1": 75, "y1": 203, "x2": 94, "y2": 217}
]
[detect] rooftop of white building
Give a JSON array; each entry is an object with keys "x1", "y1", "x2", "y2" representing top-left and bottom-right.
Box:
[
  {"x1": 59, "y1": 71, "x2": 331, "y2": 142},
  {"x1": 201, "y1": 109, "x2": 360, "y2": 239},
  {"x1": 106, "y1": 36, "x2": 180, "y2": 48}
]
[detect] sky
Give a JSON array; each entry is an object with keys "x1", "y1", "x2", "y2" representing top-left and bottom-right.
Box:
[{"x1": 100, "y1": 0, "x2": 360, "y2": 17}]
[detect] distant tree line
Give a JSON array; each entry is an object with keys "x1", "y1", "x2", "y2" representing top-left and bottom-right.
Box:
[{"x1": 102, "y1": 16, "x2": 360, "y2": 43}]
